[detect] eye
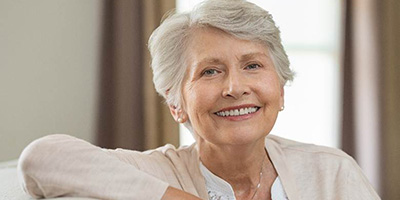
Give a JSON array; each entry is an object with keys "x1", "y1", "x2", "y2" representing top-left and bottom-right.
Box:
[
  {"x1": 202, "y1": 68, "x2": 219, "y2": 76},
  {"x1": 245, "y1": 63, "x2": 261, "y2": 70}
]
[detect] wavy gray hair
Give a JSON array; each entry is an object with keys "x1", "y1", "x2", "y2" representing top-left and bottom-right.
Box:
[{"x1": 148, "y1": 0, "x2": 294, "y2": 129}]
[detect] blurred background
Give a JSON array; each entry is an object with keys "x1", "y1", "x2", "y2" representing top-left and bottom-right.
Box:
[{"x1": 0, "y1": 0, "x2": 399, "y2": 199}]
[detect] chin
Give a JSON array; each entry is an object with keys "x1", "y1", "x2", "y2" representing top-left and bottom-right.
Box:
[{"x1": 221, "y1": 130, "x2": 267, "y2": 145}]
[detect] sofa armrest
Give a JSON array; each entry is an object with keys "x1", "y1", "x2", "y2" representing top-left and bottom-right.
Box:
[{"x1": 0, "y1": 159, "x2": 97, "y2": 200}]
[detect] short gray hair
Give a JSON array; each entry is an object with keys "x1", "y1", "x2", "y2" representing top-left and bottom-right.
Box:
[{"x1": 148, "y1": 0, "x2": 294, "y2": 115}]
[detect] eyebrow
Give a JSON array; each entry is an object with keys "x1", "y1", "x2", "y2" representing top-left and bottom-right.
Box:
[
  {"x1": 239, "y1": 52, "x2": 269, "y2": 61},
  {"x1": 194, "y1": 52, "x2": 269, "y2": 68},
  {"x1": 193, "y1": 58, "x2": 221, "y2": 68}
]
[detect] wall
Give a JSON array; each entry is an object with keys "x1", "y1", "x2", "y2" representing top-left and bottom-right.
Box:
[{"x1": 0, "y1": 0, "x2": 103, "y2": 161}]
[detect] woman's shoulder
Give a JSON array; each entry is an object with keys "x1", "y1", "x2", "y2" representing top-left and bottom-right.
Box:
[
  {"x1": 266, "y1": 135, "x2": 380, "y2": 199},
  {"x1": 266, "y1": 134, "x2": 351, "y2": 160},
  {"x1": 104, "y1": 142, "x2": 199, "y2": 177},
  {"x1": 265, "y1": 134, "x2": 359, "y2": 175},
  {"x1": 265, "y1": 134, "x2": 361, "y2": 182},
  {"x1": 108, "y1": 143, "x2": 203, "y2": 194},
  {"x1": 108, "y1": 142, "x2": 197, "y2": 162}
]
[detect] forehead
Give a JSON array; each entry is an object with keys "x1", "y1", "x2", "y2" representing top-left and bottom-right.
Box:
[{"x1": 185, "y1": 27, "x2": 269, "y2": 65}]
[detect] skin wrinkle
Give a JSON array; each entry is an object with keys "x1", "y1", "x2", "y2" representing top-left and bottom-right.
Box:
[
  {"x1": 174, "y1": 27, "x2": 283, "y2": 199},
  {"x1": 183, "y1": 27, "x2": 283, "y2": 143},
  {"x1": 150, "y1": 1, "x2": 294, "y2": 114}
]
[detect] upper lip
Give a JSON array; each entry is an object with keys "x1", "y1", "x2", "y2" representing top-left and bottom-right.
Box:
[{"x1": 214, "y1": 104, "x2": 260, "y2": 113}]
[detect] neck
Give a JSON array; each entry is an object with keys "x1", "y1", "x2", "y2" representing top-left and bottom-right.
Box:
[{"x1": 198, "y1": 138, "x2": 271, "y2": 195}]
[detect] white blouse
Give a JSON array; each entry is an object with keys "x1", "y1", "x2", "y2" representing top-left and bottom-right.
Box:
[{"x1": 200, "y1": 162, "x2": 288, "y2": 200}]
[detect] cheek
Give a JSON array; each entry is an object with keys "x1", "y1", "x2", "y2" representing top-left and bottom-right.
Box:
[
  {"x1": 256, "y1": 76, "x2": 282, "y2": 104},
  {"x1": 184, "y1": 82, "x2": 219, "y2": 116},
  {"x1": 183, "y1": 85, "x2": 219, "y2": 134}
]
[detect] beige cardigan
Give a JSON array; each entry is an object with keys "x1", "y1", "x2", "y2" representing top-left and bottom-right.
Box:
[{"x1": 17, "y1": 134, "x2": 380, "y2": 200}]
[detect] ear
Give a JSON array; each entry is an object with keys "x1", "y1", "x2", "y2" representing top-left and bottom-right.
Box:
[{"x1": 168, "y1": 105, "x2": 188, "y2": 123}]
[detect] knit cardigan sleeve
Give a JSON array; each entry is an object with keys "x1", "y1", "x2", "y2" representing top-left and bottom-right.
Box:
[{"x1": 17, "y1": 134, "x2": 169, "y2": 200}]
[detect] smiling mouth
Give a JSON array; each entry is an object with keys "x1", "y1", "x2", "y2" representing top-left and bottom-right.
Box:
[{"x1": 214, "y1": 106, "x2": 260, "y2": 117}]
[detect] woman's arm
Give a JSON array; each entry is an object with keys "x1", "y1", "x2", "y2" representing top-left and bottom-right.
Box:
[{"x1": 17, "y1": 134, "x2": 196, "y2": 200}]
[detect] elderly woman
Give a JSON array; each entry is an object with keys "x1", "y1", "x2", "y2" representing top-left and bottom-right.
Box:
[{"x1": 18, "y1": 0, "x2": 380, "y2": 199}]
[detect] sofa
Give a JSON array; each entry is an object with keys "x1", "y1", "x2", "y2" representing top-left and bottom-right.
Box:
[{"x1": 0, "y1": 159, "x2": 95, "y2": 200}]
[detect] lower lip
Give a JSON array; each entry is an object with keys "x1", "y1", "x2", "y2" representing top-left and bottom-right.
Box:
[{"x1": 215, "y1": 108, "x2": 260, "y2": 121}]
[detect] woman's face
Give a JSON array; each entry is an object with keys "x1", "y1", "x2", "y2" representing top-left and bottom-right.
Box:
[{"x1": 180, "y1": 27, "x2": 284, "y2": 146}]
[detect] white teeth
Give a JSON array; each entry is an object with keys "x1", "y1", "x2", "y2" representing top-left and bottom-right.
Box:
[{"x1": 216, "y1": 107, "x2": 259, "y2": 117}]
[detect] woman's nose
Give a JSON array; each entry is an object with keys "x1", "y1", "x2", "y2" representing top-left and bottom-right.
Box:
[{"x1": 222, "y1": 71, "x2": 250, "y2": 99}]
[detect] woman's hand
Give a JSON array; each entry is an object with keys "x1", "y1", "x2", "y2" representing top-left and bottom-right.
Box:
[{"x1": 162, "y1": 186, "x2": 203, "y2": 200}]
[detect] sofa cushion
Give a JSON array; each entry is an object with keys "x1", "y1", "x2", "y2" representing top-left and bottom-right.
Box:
[{"x1": 0, "y1": 159, "x2": 30, "y2": 200}]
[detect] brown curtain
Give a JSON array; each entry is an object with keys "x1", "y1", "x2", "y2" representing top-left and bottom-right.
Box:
[
  {"x1": 380, "y1": 0, "x2": 400, "y2": 199},
  {"x1": 342, "y1": 0, "x2": 382, "y2": 193},
  {"x1": 96, "y1": 0, "x2": 178, "y2": 151},
  {"x1": 142, "y1": 0, "x2": 179, "y2": 150},
  {"x1": 342, "y1": 0, "x2": 400, "y2": 199}
]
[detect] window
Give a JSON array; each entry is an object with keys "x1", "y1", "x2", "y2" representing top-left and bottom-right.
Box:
[{"x1": 177, "y1": 0, "x2": 342, "y2": 148}]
